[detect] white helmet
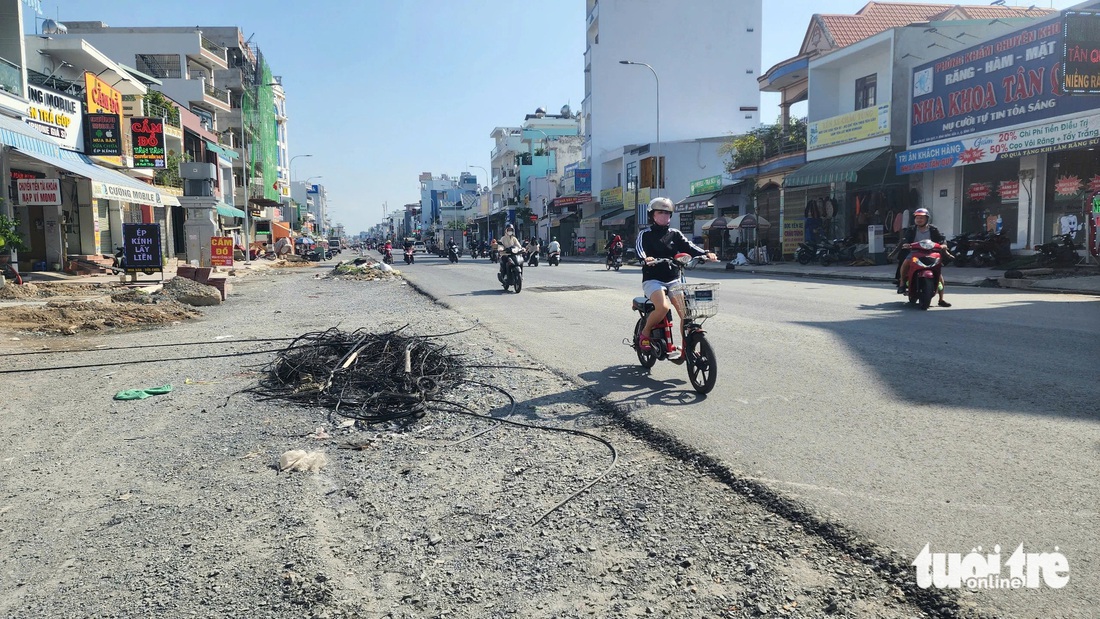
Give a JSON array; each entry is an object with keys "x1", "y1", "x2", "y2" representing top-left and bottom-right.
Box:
[{"x1": 647, "y1": 197, "x2": 674, "y2": 213}]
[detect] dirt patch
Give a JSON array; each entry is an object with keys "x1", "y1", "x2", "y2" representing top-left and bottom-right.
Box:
[
  {"x1": 0, "y1": 281, "x2": 112, "y2": 300},
  {"x1": 0, "y1": 295, "x2": 200, "y2": 335}
]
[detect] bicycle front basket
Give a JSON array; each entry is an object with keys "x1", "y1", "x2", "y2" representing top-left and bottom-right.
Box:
[{"x1": 670, "y1": 282, "x2": 719, "y2": 319}]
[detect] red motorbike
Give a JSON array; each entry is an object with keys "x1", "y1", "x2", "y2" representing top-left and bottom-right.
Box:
[{"x1": 900, "y1": 239, "x2": 945, "y2": 310}]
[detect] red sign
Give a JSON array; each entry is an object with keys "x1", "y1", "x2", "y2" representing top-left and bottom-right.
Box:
[
  {"x1": 210, "y1": 236, "x2": 234, "y2": 267},
  {"x1": 10, "y1": 168, "x2": 45, "y2": 181},
  {"x1": 1055, "y1": 175, "x2": 1083, "y2": 196},
  {"x1": 1088, "y1": 175, "x2": 1100, "y2": 194},
  {"x1": 529, "y1": 215, "x2": 538, "y2": 221},
  {"x1": 997, "y1": 180, "x2": 1020, "y2": 201},
  {"x1": 130, "y1": 116, "x2": 166, "y2": 168},
  {"x1": 967, "y1": 183, "x2": 991, "y2": 202}
]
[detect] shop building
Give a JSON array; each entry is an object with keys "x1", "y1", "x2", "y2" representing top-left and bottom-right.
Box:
[
  {"x1": 898, "y1": 5, "x2": 1100, "y2": 258},
  {"x1": 752, "y1": 1, "x2": 1053, "y2": 258}
]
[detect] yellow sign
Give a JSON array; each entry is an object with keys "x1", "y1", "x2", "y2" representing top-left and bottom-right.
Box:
[
  {"x1": 85, "y1": 72, "x2": 123, "y2": 116},
  {"x1": 808, "y1": 104, "x2": 890, "y2": 150},
  {"x1": 600, "y1": 186, "x2": 623, "y2": 207},
  {"x1": 84, "y1": 72, "x2": 124, "y2": 165},
  {"x1": 624, "y1": 187, "x2": 651, "y2": 212},
  {"x1": 783, "y1": 219, "x2": 805, "y2": 255}
]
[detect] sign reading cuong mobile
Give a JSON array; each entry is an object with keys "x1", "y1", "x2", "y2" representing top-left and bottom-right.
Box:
[
  {"x1": 92, "y1": 181, "x2": 172, "y2": 207},
  {"x1": 909, "y1": 16, "x2": 1096, "y2": 146}
]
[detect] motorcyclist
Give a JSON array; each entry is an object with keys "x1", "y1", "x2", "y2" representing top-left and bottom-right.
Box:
[
  {"x1": 497, "y1": 223, "x2": 523, "y2": 282},
  {"x1": 525, "y1": 237, "x2": 541, "y2": 266},
  {"x1": 608, "y1": 234, "x2": 624, "y2": 266},
  {"x1": 895, "y1": 208, "x2": 951, "y2": 307},
  {"x1": 636, "y1": 197, "x2": 716, "y2": 359},
  {"x1": 547, "y1": 237, "x2": 561, "y2": 254},
  {"x1": 402, "y1": 238, "x2": 414, "y2": 253}
]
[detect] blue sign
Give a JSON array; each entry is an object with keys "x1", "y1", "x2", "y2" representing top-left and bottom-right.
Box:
[
  {"x1": 575, "y1": 169, "x2": 591, "y2": 192},
  {"x1": 909, "y1": 16, "x2": 1096, "y2": 146}
]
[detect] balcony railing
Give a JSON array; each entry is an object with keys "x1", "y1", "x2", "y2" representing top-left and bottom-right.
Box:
[
  {"x1": 204, "y1": 81, "x2": 229, "y2": 103},
  {"x1": 201, "y1": 36, "x2": 224, "y2": 55},
  {"x1": 0, "y1": 55, "x2": 21, "y2": 96}
]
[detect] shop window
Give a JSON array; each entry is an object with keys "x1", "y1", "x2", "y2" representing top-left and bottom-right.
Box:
[
  {"x1": 625, "y1": 161, "x2": 637, "y2": 190},
  {"x1": 640, "y1": 156, "x2": 665, "y2": 189},
  {"x1": 1043, "y1": 149, "x2": 1098, "y2": 245},
  {"x1": 962, "y1": 160, "x2": 1019, "y2": 241},
  {"x1": 855, "y1": 74, "x2": 877, "y2": 110}
]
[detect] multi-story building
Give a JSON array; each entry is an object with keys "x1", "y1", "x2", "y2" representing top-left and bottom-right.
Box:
[
  {"x1": 418, "y1": 172, "x2": 477, "y2": 233},
  {"x1": 53, "y1": 22, "x2": 286, "y2": 234},
  {"x1": 489, "y1": 126, "x2": 522, "y2": 213},
  {"x1": 583, "y1": 0, "x2": 763, "y2": 206}
]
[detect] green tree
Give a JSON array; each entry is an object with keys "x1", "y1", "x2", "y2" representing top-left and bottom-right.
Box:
[
  {"x1": 0, "y1": 207, "x2": 27, "y2": 253},
  {"x1": 720, "y1": 117, "x2": 807, "y2": 173},
  {"x1": 143, "y1": 90, "x2": 181, "y2": 125}
]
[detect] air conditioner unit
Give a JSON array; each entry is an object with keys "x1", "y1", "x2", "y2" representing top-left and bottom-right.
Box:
[{"x1": 180, "y1": 162, "x2": 216, "y2": 180}]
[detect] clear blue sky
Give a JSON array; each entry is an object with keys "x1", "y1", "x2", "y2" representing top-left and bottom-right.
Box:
[{"x1": 25, "y1": 0, "x2": 1079, "y2": 234}]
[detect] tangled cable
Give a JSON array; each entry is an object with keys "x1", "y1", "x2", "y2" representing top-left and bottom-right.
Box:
[{"x1": 249, "y1": 326, "x2": 466, "y2": 423}]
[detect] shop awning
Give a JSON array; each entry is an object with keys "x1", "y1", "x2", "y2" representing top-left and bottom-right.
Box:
[
  {"x1": 216, "y1": 203, "x2": 246, "y2": 218},
  {"x1": 784, "y1": 147, "x2": 891, "y2": 188},
  {"x1": 205, "y1": 140, "x2": 239, "y2": 161},
  {"x1": 2, "y1": 114, "x2": 180, "y2": 207},
  {"x1": 581, "y1": 206, "x2": 622, "y2": 225},
  {"x1": 603, "y1": 211, "x2": 635, "y2": 227},
  {"x1": 676, "y1": 190, "x2": 721, "y2": 212}
]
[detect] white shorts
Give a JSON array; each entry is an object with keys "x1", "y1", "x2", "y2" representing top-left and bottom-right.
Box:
[{"x1": 642, "y1": 279, "x2": 683, "y2": 300}]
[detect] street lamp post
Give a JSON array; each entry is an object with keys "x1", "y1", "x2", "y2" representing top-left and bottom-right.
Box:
[
  {"x1": 619, "y1": 60, "x2": 660, "y2": 229},
  {"x1": 289, "y1": 154, "x2": 312, "y2": 183}
]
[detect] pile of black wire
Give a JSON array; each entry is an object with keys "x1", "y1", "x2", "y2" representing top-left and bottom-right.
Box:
[{"x1": 250, "y1": 326, "x2": 466, "y2": 423}]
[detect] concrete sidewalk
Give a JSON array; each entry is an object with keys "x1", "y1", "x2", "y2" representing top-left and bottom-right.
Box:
[{"x1": 569, "y1": 253, "x2": 1100, "y2": 296}]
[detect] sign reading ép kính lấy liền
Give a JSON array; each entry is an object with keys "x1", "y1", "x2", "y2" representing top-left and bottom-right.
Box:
[
  {"x1": 130, "y1": 117, "x2": 166, "y2": 168},
  {"x1": 122, "y1": 223, "x2": 163, "y2": 272},
  {"x1": 16, "y1": 178, "x2": 61, "y2": 206}
]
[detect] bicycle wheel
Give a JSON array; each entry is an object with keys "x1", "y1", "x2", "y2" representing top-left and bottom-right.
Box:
[
  {"x1": 685, "y1": 331, "x2": 717, "y2": 394},
  {"x1": 634, "y1": 317, "x2": 658, "y2": 368}
]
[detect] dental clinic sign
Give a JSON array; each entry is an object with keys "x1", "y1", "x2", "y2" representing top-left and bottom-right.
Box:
[
  {"x1": 25, "y1": 85, "x2": 83, "y2": 150},
  {"x1": 909, "y1": 16, "x2": 1096, "y2": 146}
]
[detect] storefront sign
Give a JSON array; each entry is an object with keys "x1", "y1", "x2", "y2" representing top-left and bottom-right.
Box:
[
  {"x1": 689, "y1": 175, "x2": 723, "y2": 195},
  {"x1": 897, "y1": 112, "x2": 1100, "y2": 174},
  {"x1": 599, "y1": 186, "x2": 623, "y2": 208},
  {"x1": 10, "y1": 168, "x2": 45, "y2": 181},
  {"x1": 623, "y1": 186, "x2": 651, "y2": 213},
  {"x1": 84, "y1": 113, "x2": 122, "y2": 156},
  {"x1": 552, "y1": 194, "x2": 591, "y2": 207},
  {"x1": 909, "y1": 17, "x2": 1099, "y2": 146},
  {"x1": 1055, "y1": 175, "x2": 1083, "y2": 196},
  {"x1": 808, "y1": 104, "x2": 890, "y2": 150},
  {"x1": 1088, "y1": 175, "x2": 1100, "y2": 194},
  {"x1": 25, "y1": 85, "x2": 83, "y2": 150},
  {"x1": 998, "y1": 180, "x2": 1020, "y2": 202},
  {"x1": 130, "y1": 117, "x2": 166, "y2": 168},
  {"x1": 967, "y1": 183, "x2": 992, "y2": 202},
  {"x1": 1062, "y1": 11, "x2": 1100, "y2": 94},
  {"x1": 211, "y1": 236, "x2": 234, "y2": 267},
  {"x1": 84, "y1": 71, "x2": 122, "y2": 116},
  {"x1": 575, "y1": 169, "x2": 591, "y2": 192},
  {"x1": 92, "y1": 181, "x2": 172, "y2": 207},
  {"x1": 122, "y1": 223, "x2": 162, "y2": 273},
  {"x1": 16, "y1": 178, "x2": 61, "y2": 206},
  {"x1": 783, "y1": 220, "x2": 805, "y2": 255}
]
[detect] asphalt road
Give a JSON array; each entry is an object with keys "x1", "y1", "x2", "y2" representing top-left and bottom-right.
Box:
[{"x1": 398, "y1": 251, "x2": 1099, "y2": 619}]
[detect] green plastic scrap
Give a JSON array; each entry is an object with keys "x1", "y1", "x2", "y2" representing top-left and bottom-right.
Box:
[{"x1": 113, "y1": 385, "x2": 174, "y2": 401}]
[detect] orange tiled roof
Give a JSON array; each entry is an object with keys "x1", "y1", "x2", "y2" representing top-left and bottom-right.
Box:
[{"x1": 817, "y1": 2, "x2": 1055, "y2": 49}]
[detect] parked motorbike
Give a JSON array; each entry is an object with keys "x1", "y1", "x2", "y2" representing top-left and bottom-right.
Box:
[
  {"x1": 945, "y1": 233, "x2": 972, "y2": 266},
  {"x1": 404, "y1": 248, "x2": 415, "y2": 265},
  {"x1": 899, "y1": 239, "x2": 945, "y2": 310},
  {"x1": 548, "y1": 250, "x2": 560, "y2": 266},
  {"x1": 499, "y1": 246, "x2": 524, "y2": 293},
  {"x1": 1034, "y1": 233, "x2": 1080, "y2": 267},
  {"x1": 817, "y1": 237, "x2": 858, "y2": 266},
  {"x1": 965, "y1": 232, "x2": 1012, "y2": 267}
]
